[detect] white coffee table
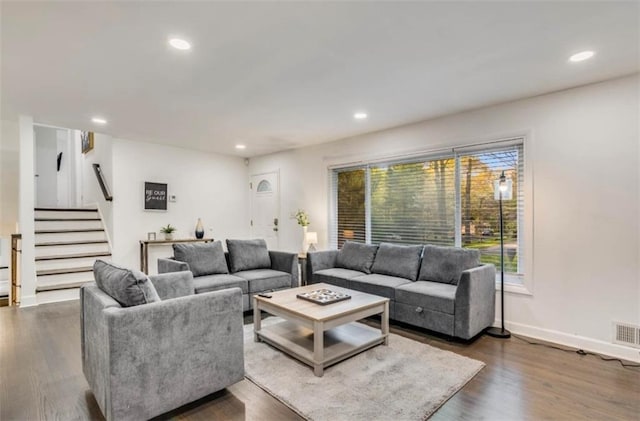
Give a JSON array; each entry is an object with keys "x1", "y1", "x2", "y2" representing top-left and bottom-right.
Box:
[{"x1": 253, "y1": 283, "x2": 389, "y2": 377}]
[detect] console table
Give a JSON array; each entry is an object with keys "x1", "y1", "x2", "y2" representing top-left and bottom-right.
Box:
[{"x1": 139, "y1": 238, "x2": 213, "y2": 274}]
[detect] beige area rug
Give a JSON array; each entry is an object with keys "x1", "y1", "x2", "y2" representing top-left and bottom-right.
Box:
[{"x1": 243, "y1": 318, "x2": 485, "y2": 421}]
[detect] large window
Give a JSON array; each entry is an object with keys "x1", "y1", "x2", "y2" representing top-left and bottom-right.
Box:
[{"x1": 330, "y1": 141, "x2": 524, "y2": 281}]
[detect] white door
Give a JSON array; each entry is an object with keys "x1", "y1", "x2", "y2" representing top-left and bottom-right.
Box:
[
  {"x1": 251, "y1": 171, "x2": 279, "y2": 249},
  {"x1": 34, "y1": 126, "x2": 58, "y2": 208}
]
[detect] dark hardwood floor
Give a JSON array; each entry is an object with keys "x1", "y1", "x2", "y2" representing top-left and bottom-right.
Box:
[{"x1": 1, "y1": 301, "x2": 638, "y2": 420}]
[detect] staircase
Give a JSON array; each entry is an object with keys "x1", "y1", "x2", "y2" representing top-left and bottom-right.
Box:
[{"x1": 34, "y1": 207, "x2": 111, "y2": 304}]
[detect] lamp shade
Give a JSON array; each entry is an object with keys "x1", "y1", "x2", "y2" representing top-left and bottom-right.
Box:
[
  {"x1": 305, "y1": 231, "x2": 318, "y2": 245},
  {"x1": 493, "y1": 177, "x2": 513, "y2": 200}
]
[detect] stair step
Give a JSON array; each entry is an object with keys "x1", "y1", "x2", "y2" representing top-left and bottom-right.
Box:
[
  {"x1": 36, "y1": 280, "x2": 92, "y2": 293},
  {"x1": 35, "y1": 229, "x2": 104, "y2": 234},
  {"x1": 36, "y1": 288, "x2": 81, "y2": 304},
  {"x1": 36, "y1": 240, "x2": 109, "y2": 247},
  {"x1": 36, "y1": 266, "x2": 93, "y2": 277},
  {"x1": 35, "y1": 242, "x2": 110, "y2": 257},
  {"x1": 36, "y1": 252, "x2": 111, "y2": 261},
  {"x1": 36, "y1": 232, "x2": 107, "y2": 243},
  {"x1": 35, "y1": 218, "x2": 101, "y2": 221},
  {"x1": 36, "y1": 270, "x2": 94, "y2": 288},
  {"x1": 35, "y1": 208, "x2": 97, "y2": 212},
  {"x1": 35, "y1": 220, "x2": 104, "y2": 232},
  {"x1": 35, "y1": 209, "x2": 101, "y2": 220}
]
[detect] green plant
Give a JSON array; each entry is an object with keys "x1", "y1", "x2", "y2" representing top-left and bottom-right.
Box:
[
  {"x1": 295, "y1": 209, "x2": 310, "y2": 227},
  {"x1": 160, "y1": 224, "x2": 177, "y2": 234}
]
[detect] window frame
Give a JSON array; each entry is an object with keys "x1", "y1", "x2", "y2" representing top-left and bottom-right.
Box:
[{"x1": 327, "y1": 136, "x2": 533, "y2": 295}]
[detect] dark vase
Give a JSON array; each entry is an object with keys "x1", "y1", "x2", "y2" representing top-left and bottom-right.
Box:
[{"x1": 195, "y1": 218, "x2": 205, "y2": 239}]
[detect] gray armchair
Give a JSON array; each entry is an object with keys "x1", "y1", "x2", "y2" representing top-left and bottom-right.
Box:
[{"x1": 80, "y1": 271, "x2": 244, "y2": 421}]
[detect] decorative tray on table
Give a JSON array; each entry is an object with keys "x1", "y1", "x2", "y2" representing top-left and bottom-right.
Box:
[{"x1": 296, "y1": 289, "x2": 351, "y2": 305}]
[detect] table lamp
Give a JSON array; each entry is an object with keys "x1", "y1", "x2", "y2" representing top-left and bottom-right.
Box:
[{"x1": 306, "y1": 232, "x2": 318, "y2": 252}]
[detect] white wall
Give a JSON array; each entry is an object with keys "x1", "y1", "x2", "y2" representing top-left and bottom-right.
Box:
[
  {"x1": 249, "y1": 74, "x2": 640, "y2": 361},
  {"x1": 18, "y1": 115, "x2": 37, "y2": 306},
  {"x1": 0, "y1": 119, "x2": 19, "y2": 236},
  {"x1": 110, "y1": 139, "x2": 250, "y2": 273},
  {"x1": 80, "y1": 131, "x2": 114, "y2": 242}
]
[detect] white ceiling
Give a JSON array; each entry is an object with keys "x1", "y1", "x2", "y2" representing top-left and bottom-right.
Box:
[{"x1": 2, "y1": 1, "x2": 638, "y2": 157}]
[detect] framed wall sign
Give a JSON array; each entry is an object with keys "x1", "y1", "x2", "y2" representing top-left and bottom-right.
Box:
[
  {"x1": 144, "y1": 182, "x2": 168, "y2": 211},
  {"x1": 81, "y1": 131, "x2": 94, "y2": 154}
]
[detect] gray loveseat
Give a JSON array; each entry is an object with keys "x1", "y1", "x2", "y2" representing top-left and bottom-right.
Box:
[
  {"x1": 158, "y1": 239, "x2": 299, "y2": 310},
  {"x1": 307, "y1": 241, "x2": 496, "y2": 339},
  {"x1": 81, "y1": 261, "x2": 244, "y2": 421}
]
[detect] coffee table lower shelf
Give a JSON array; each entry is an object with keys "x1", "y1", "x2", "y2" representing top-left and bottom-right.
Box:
[{"x1": 256, "y1": 319, "x2": 386, "y2": 375}]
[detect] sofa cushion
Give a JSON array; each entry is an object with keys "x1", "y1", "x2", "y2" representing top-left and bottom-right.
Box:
[
  {"x1": 226, "y1": 239, "x2": 272, "y2": 273},
  {"x1": 313, "y1": 268, "x2": 364, "y2": 289},
  {"x1": 193, "y1": 273, "x2": 248, "y2": 294},
  {"x1": 395, "y1": 281, "x2": 456, "y2": 314},
  {"x1": 234, "y1": 269, "x2": 291, "y2": 293},
  {"x1": 370, "y1": 243, "x2": 423, "y2": 281},
  {"x1": 335, "y1": 241, "x2": 378, "y2": 274},
  {"x1": 348, "y1": 274, "x2": 412, "y2": 299},
  {"x1": 418, "y1": 245, "x2": 480, "y2": 285},
  {"x1": 93, "y1": 260, "x2": 161, "y2": 307},
  {"x1": 173, "y1": 241, "x2": 228, "y2": 277},
  {"x1": 149, "y1": 271, "x2": 195, "y2": 299}
]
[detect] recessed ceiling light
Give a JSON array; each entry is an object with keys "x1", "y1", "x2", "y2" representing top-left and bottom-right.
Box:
[
  {"x1": 169, "y1": 38, "x2": 191, "y2": 50},
  {"x1": 354, "y1": 112, "x2": 368, "y2": 120},
  {"x1": 91, "y1": 117, "x2": 107, "y2": 124},
  {"x1": 235, "y1": 144, "x2": 246, "y2": 150},
  {"x1": 569, "y1": 50, "x2": 595, "y2": 62}
]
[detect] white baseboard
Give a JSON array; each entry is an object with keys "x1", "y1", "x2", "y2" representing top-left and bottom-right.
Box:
[
  {"x1": 19, "y1": 294, "x2": 38, "y2": 307},
  {"x1": 501, "y1": 320, "x2": 640, "y2": 363}
]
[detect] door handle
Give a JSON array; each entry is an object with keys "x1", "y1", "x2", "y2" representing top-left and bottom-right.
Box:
[{"x1": 273, "y1": 218, "x2": 279, "y2": 226}]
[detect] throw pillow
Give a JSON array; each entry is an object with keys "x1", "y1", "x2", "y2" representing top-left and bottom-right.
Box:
[
  {"x1": 418, "y1": 245, "x2": 480, "y2": 285},
  {"x1": 226, "y1": 239, "x2": 271, "y2": 273},
  {"x1": 371, "y1": 242, "x2": 423, "y2": 280},
  {"x1": 173, "y1": 241, "x2": 229, "y2": 277},
  {"x1": 335, "y1": 241, "x2": 378, "y2": 274},
  {"x1": 93, "y1": 260, "x2": 161, "y2": 307}
]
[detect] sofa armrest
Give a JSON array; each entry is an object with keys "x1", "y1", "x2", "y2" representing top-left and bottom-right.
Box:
[
  {"x1": 454, "y1": 264, "x2": 496, "y2": 340},
  {"x1": 103, "y1": 288, "x2": 244, "y2": 420},
  {"x1": 269, "y1": 251, "x2": 299, "y2": 288},
  {"x1": 149, "y1": 271, "x2": 195, "y2": 300},
  {"x1": 307, "y1": 250, "x2": 338, "y2": 281},
  {"x1": 80, "y1": 284, "x2": 122, "y2": 419},
  {"x1": 157, "y1": 257, "x2": 189, "y2": 274}
]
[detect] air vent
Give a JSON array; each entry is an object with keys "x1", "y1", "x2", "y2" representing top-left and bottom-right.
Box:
[{"x1": 613, "y1": 322, "x2": 640, "y2": 348}]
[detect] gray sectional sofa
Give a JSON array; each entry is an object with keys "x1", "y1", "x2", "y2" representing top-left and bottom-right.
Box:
[
  {"x1": 158, "y1": 239, "x2": 299, "y2": 310},
  {"x1": 307, "y1": 241, "x2": 496, "y2": 339}
]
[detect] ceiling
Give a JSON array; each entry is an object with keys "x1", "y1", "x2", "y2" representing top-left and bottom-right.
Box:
[{"x1": 2, "y1": 1, "x2": 638, "y2": 157}]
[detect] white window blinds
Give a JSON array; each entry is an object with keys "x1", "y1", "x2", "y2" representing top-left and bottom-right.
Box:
[{"x1": 330, "y1": 140, "x2": 524, "y2": 277}]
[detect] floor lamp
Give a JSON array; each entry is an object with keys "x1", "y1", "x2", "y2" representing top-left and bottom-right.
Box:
[{"x1": 487, "y1": 171, "x2": 512, "y2": 339}]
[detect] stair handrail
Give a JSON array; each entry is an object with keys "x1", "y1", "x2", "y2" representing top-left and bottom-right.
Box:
[
  {"x1": 10, "y1": 233, "x2": 21, "y2": 306},
  {"x1": 92, "y1": 163, "x2": 113, "y2": 202}
]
